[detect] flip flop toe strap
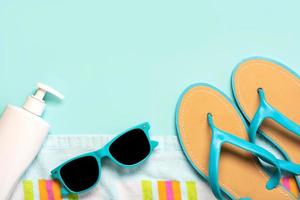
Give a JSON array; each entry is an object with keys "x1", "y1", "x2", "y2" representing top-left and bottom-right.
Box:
[
  {"x1": 248, "y1": 88, "x2": 300, "y2": 175},
  {"x1": 249, "y1": 88, "x2": 300, "y2": 143},
  {"x1": 207, "y1": 114, "x2": 282, "y2": 200}
]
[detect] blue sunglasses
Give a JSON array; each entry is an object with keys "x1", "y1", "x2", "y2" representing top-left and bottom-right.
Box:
[{"x1": 51, "y1": 122, "x2": 158, "y2": 196}]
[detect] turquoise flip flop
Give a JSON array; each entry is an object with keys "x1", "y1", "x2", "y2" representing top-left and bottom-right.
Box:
[
  {"x1": 231, "y1": 57, "x2": 300, "y2": 195},
  {"x1": 176, "y1": 83, "x2": 300, "y2": 200}
]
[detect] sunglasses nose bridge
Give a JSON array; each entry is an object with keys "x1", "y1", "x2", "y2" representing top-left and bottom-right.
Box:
[{"x1": 95, "y1": 148, "x2": 107, "y2": 158}]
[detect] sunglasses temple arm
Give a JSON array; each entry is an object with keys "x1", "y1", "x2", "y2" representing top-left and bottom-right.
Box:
[{"x1": 150, "y1": 140, "x2": 159, "y2": 148}]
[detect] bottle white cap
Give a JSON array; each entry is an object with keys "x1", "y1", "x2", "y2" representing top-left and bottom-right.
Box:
[{"x1": 23, "y1": 83, "x2": 64, "y2": 116}]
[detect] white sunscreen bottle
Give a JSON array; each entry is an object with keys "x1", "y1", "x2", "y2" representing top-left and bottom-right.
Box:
[{"x1": 0, "y1": 83, "x2": 64, "y2": 199}]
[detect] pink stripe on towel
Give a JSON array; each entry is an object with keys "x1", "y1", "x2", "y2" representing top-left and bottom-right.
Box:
[
  {"x1": 165, "y1": 181, "x2": 174, "y2": 200},
  {"x1": 46, "y1": 180, "x2": 55, "y2": 200},
  {"x1": 282, "y1": 177, "x2": 290, "y2": 190}
]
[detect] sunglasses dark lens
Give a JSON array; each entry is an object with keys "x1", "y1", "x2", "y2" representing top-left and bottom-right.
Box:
[
  {"x1": 60, "y1": 156, "x2": 99, "y2": 192},
  {"x1": 109, "y1": 128, "x2": 151, "y2": 165}
]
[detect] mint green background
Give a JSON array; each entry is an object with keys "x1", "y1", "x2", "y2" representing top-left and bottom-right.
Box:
[{"x1": 0, "y1": 0, "x2": 299, "y2": 135}]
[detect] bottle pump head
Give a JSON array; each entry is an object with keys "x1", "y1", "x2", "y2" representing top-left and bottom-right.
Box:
[{"x1": 23, "y1": 83, "x2": 64, "y2": 116}]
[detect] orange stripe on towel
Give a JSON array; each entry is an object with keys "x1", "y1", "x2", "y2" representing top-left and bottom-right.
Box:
[
  {"x1": 52, "y1": 180, "x2": 63, "y2": 200},
  {"x1": 172, "y1": 181, "x2": 182, "y2": 200},
  {"x1": 158, "y1": 181, "x2": 167, "y2": 200},
  {"x1": 288, "y1": 177, "x2": 299, "y2": 197},
  {"x1": 39, "y1": 180, "x2": 48, "y2": 200}
]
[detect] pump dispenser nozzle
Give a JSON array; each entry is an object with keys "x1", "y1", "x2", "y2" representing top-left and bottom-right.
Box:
[{"x1": 23, "y1": 83, "x2": 64, "y2": 116}]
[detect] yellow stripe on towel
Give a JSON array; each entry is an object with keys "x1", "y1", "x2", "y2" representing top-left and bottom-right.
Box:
[
  {"x1": 142, "y1": 180, "x2": 153, "y2": 200},
  {"x1": 186, "y1": 181, "x2": 197, "y2": 200},
  {"x1": 68, "y1": 194, "x2": 79, "y2": 200},
  {"x1": 23, "y1": 180, "x2": 34, "y2": 200}
]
